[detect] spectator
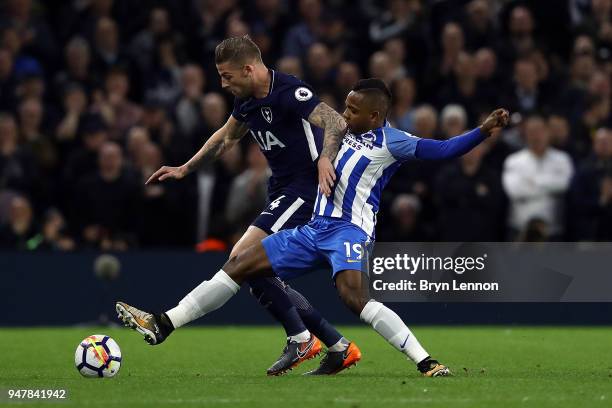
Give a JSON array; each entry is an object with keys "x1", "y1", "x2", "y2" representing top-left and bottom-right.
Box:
[
  {"x1": 62, "y1": 112, "x2": 108, "y2": 190},
  {"x1": 502, "y1": 116, "x2": 574, "y2": 239},
  {"x1": 305, "y1": 42, "x2": 335, "y2": 91},
  {"x1": 92, "y1": 17, "x2": 128, "y2": 79},
  {"x1": 377, "y1": 194, "x2": 432, "y2": 241},
  {"x1": 383, "y1": 38, "x2": 408, "y2": 79},
  {"x1": 474, "y1": 47, "x2": 498, "y2": 90},
  {"x1": 34, "y1": 208, "x2": 75, "y2": 251},
  {"x1": 411, "y1": 104, "x2": 438, "y2": 138},
  {"x1": 247, "y1": 0, "x2": 291, "y2": 63},
  {"x1": 334, "y1": 61, "x2": 360, "y2": 103},
  {"x1": 502, "y1": 58, "x2": 545, "y2": 115},
  {"x1": 368, "y1": 50, "x2": 395, "y2": 85},
  {"x1": 569, "y1": 127, "x2": 612, "y2": 240},
  {"x1": 125, "y1": 126, "x2": 151, "y2": 168},
  {"x1": 101, "y1": 67, "x2": 143, "y2": 141},
  {"x1": 548, "y1": 113, "x2": 572, "y2": 154},
  {"x1": 73, "y1": 141, "x2": 141, "y2": 250},
  {"x1": 572, "y1": 95, "x2": 611, "y2": 158},
  {"x1": 437, "y1": 52, "x2": 495, "y2": 123},
  {"x1": 18, "y1": 96, "x2": 56, "y2": 175},
  {"x1": 427, "y1": 22, "x2": 464, "y2": 91},
  {"x1": 143, "y1": 34, "x2": 183, "y2": 106},
  {"x1": 276, "y1": 56, "x2": 303, "y2": 79},
  {"x1": 498, "y1": 5, "x2": 538, "y2": 66},
  {"x1": 389, "y1": 76, "x2": 416, "y2": 132},
  {"x1": 140, "y1": 97, "x2": 185, "y2": 163},
  {"x1": 0, "y1": 194, "x2": 36, "y2": 249},
  {"x1": 174, "y1": 64, "x2": 206, "y2": 139},
  {"x1": 462, "y1": 0, "x2": 497, "y2": 51},
  {"x1": 0, "y1": 113, "x2": 38, "y2": 199},
  {"x1": 195, "y1": 92, "x2": 228, "y2": 156},
  {"x1": 440, "y1": 104, "x2": 467, "y2": 139},
  {"x1": 435, "y1": 144, "x2": 505, "y2": 241},
  {"x1": 55, "y1": 84, "x2": 87, "y2": 150},
  {"x1": 54, "y1": 36, "x2": 95, "y2": 99},
  {"x1": 283, "y1": 0, "x2": 324, "y2": 58},
  {"x1": 225, "y1": 142, "x2": 270, "y2": 237},
  {"x1": 129, "y1": 7, "x2": 176, "y2": 77},
  {"x1": 136, "y1": 141, "x2": 193, "y2": 247}
]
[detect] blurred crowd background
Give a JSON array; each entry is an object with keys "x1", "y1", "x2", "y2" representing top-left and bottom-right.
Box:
[{"x1": 0, "y1": 0, "x2": 611, "y2": 252}]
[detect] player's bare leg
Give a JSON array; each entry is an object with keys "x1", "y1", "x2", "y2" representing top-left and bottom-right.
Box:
[{"x1": 334, "y1": 269, "x2": 451, "y2": 377}]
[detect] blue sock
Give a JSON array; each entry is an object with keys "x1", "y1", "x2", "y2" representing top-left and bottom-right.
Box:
[
  {"x1": 285, "y1": 285, "x2": 343, "y2": 347},
  {"x1": 248, "y1": 277, "x2": 307, "y2": 337}
]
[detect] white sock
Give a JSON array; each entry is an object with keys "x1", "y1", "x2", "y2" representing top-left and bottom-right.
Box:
[
  {"x1": 288, "y1": 330, "x2": 311, "y2": 343},
  {"x1": 328, "y1": 337, "x2": 349, "y2": 352},
  {"x1": 165, "y1": 270, "x2": 240, "y2": 328},
  {"x1": 360, "y1": 300, "x2": 429, "y2": 364}
]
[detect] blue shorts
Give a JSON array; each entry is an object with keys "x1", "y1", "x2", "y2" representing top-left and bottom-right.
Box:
[
  {"x1": 261, "y1": 216, "x2": 371, "y2": 281},
  {"x1": 252, "y1": 192, "x2": 315, "y2": 235}
]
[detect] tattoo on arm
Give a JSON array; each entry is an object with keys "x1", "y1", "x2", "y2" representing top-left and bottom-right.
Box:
[
  {"x1": 185, "y1": 121, "x2": 248, "y2": 173},
  {"x1": 308, "y1": 102, "x2": 347, "y2": 162}
]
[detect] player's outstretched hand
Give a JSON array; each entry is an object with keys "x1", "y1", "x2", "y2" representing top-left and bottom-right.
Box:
[
  {"x1": 318, "y1": 156, "x2": 336, "y2": 197},
  {"x1": 481, "y1": 108, "x2": 510, "y2": 137},
  {"x1": 145, "y1": 165, "x2": 188, "y2": 185}
]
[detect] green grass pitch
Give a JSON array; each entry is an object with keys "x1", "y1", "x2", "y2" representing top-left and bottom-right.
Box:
[{"x1": 1, "y1": 326, "x2": 611, "y2": 407}]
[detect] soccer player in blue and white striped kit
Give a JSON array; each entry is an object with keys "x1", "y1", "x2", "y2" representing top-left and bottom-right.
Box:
[{"x1": 126, "y1": 78, "x2": 509, "y2": 377}]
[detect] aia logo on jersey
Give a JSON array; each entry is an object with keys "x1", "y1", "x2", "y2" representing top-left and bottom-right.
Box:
[
  {"x1": 250, "y1": 129, "x2": 287, "y2": 151},
  {"x1": 261, "y1": 107, "x2": 273, "y2": 123}
]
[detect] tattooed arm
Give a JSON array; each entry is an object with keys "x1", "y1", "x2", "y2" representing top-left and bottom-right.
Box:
[
  {"x1": 146, "y1": 116, "x2": 249, "y2": 184},
  {"x1": 307, "y1": 102, "x2": 347, "y2": 196}
]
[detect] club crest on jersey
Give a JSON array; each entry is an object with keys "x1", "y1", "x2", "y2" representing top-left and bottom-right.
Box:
[
  {"x1": 261, "y1": 107, "x2": 273, "y2": 123},
  {"x1": 345, "y1": 130, "x2": 383, "y2": 150},
  {"x1": 295, "y1": 87, "x2": 313, "y2": 101}
]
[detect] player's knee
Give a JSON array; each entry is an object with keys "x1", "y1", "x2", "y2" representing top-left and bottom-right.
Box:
[{"x1": 224, "y1": 245, "x2": 270, "y2": 282}]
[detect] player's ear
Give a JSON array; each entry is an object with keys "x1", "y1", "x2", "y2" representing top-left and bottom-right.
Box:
[{"x1": 243, "y1": 64, "x2": 254, "y2": 77}]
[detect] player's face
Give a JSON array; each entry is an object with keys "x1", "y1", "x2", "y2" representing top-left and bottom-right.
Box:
[
  {"x1": 343, "y1": 91, "x2": 377, "y2": 134},
  {"x1": 216, "y1": 62, "x2": 254, "y2": 98}
]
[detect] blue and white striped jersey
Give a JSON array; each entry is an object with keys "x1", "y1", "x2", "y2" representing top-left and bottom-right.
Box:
[{"x1": 313, "y1": 126, "x2": 421, "y2": 238}]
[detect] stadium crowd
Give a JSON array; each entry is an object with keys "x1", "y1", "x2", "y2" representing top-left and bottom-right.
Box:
[{"x1": 0, "y1": 0, "x2": 611, "y2": 251}]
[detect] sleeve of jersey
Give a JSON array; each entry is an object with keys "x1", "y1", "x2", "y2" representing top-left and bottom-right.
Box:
[
  {"x1": 230, "y1": 97, "x2": 245, "y2": 122},
  {"x1": 414, "y1": 128, "x2": 485, "y2": 160},
  {"x1": 385, "y1": 128, "x2": 422, "y2": 162},
  {"x1": 283, "y1": 85, "x2": 321, "y2": 119}
]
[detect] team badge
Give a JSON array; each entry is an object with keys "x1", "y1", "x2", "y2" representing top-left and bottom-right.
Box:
[
  {"x1": 261, "y1": 107, "x2": 273, "y2": 123},
  {"x1": 294, "y1": 87, "x2": 313, "y2": 101}
]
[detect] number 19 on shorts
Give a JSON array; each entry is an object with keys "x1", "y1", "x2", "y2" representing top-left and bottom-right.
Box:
[{"x1": 344, "y1": 242, "x2": 364, "y2": 261}]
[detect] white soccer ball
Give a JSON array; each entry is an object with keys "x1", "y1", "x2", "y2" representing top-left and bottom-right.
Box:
[{"x1": 74, "y1": 335, "x2": 122, "y2": 378}]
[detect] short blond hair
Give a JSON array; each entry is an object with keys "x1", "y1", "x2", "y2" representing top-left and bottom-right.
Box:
[{"x1": 215, "y1": 35, "x2": 262, "y2": 65}]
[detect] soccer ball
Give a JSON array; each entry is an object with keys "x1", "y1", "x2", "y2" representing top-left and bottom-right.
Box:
[{"x1": 74, "y1": 335, "x2": 122, "y2": 378}]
